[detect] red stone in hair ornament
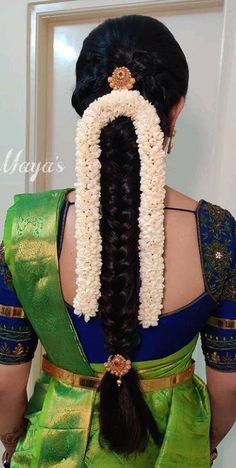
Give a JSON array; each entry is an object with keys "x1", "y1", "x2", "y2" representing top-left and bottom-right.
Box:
[
  {"x1": 104, "y1": 354, "x2": 132, "y2": 386},
  {"x1": 107, "y1": 66, "x2": 136, "y2": 90}
]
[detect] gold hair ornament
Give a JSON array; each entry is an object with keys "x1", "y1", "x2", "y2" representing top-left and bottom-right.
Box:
[
  {"x1": 104, "y1": 354, "x2": 132, "y2": 386},
  {"x1": 73, "y1": 67, "x2": 166, "y2": 329},
  {"x1": 107, "y1": 66, "x2": 136, "y2": 90}
]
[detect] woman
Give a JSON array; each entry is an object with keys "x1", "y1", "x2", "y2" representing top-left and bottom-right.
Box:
[{"x1": 0, "y1": 15, "x2": 235, "y2": 468}]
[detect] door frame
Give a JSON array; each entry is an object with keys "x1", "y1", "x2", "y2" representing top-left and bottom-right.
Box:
[{"x1": 25, "y1": 7, "x2": 236, "y2": 465}]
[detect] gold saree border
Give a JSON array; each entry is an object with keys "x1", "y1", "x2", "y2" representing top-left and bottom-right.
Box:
[{"x1": 42, "y1": 354, "x2": 195, "y2": 392}]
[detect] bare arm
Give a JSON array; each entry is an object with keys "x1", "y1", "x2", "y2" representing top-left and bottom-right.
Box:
[
  {"x1": 206, "y1": 365, "x2": 236, "y2": 450},
  {"x1": 0, "y1": 361, "x2": 31, "y2": 458}
]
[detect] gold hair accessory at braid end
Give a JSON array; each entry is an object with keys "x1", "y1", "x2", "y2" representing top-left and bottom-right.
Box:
[
  {"x1": 107, "y1": 66, "x2": 136, "y2": 90},
  {"x1": 104, "y1": 354, "x2": 132, "y2": 386}
]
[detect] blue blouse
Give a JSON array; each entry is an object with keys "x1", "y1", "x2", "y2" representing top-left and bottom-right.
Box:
[{"x1": 0, "y1": 198, "x2": 236, "y2": 371}]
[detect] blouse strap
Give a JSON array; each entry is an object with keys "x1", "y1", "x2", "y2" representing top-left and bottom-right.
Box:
[
  {"x1": 165, "y1": 207, "x2": 196, "y2": 213},
  {"x1": 57, "y1": 203, "x2": 197, "y2": 258}
]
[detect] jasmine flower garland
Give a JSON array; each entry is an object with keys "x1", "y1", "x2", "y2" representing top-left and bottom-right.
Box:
[{"x1": 73, "y1": 89, "x2": 166, "y2": 328}]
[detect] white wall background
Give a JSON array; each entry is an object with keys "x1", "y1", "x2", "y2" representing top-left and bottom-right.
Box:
[
  {"x1": 0, "y1": 0, "x2": 50, "y2": 463},
  {"x1": 0, "y1": 0, "x2": 235, "y2": 466},
  {"x1": 0, "y1": 0, "x2": 50, "y2": 235}
]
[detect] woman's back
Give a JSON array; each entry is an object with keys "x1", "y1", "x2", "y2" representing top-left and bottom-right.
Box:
[
  {"x1": 60, "y1": 186, "x2": 205, "y2": 316},
  {"x1": 55, "y1": 185, "x2": 234, "y2": 366}
]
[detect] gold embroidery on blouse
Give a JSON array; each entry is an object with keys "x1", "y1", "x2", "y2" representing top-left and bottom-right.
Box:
[
  {"x1": 207, "y1": 351, "x2": 221, "y2": 363},
  {"x1": 208, "y1": 316, "x2": 236, "y2": 329},
  {"x1": 13, "y1": 343, "x2": 25, "y2": 355},
  {"x1": 0, "y1": 342, "x2": 10, "y2": 355},
  {"x1": 197, "y1": 202, "x2": 235, "y2": 301},
  {"x1": 0, "y1": 304, "x2": 25, "y2": 319},
  {"x1": 206, "y1": 351, "x2": 236, "y2": 365},
  {"x1": 0, "y1": 341, "x2": 29, "y2": 361},
  {"x1": 221, "y1": 267, "x2": 236, "y2": 300}
]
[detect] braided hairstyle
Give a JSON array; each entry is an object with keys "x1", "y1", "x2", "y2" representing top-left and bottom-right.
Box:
[{"x1": 71, "y1": 14, "x2": 189, "y2": 455}]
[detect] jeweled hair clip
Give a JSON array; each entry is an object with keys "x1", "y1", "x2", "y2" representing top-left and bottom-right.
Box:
[
  {"x1": 104, "y1": 354, "x2": 132, "y2": 386},
  {"x1": 107, "y1": 66, "x2": 136, "y2": 90}
]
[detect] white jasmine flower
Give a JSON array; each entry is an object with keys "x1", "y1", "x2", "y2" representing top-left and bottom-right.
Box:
[{"x1": 73, "y1": 89, "x2": 166, "y2": 327}]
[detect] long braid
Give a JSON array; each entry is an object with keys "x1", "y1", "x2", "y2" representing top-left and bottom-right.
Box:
[
  {"x1": 99, "y1": 117, "x2": 140, "y2": 356},
  {"x1": 98, "y1": 117, "x2": 161, "y2": 453}
]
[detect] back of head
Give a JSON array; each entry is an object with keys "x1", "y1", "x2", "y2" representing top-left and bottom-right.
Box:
[
  {"x1": 72, "y1": 14, "x2": 188, "y2": 134},
  {"x1": 72, "y1": 14, "x2": 189, "y2": 456}
]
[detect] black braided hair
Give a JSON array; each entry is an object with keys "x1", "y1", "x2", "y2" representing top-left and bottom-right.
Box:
[{"x1": 71, "y1": 14, "x2": 189, "y2": 455}]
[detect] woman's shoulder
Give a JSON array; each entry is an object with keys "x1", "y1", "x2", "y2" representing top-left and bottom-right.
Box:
[
  {"x1": 1, "y1": 188, "x2": 73, "y2": 282},
  {"x1": 198, "y1": 198, "x2": 235, "y2": 236},
  {"x1": 165, "y1": 187, "x2": 235, "y2": 301},
  {"x1": 164, "y1": 186, "x2": 199, "y2": 211},
  {"x1": 197, "y1": 199, "x2": 235, "y2": 302},
  {"x1": 165, "y1": 186, "x2": 235, "y2": 227}
]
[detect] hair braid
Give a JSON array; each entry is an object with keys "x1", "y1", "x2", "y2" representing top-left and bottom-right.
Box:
[
  {"x1": 98, "y1": 117, "x2": 161, "y2": 453},
  {"x1": 99, "y1": 117, "x2": 140, "y2": 355}
]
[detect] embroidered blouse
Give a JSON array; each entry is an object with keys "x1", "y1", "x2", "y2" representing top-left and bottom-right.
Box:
[
  {"x1": 0, "y1": 242, "x2": 38, "y2": 364},
  {"x1": 0, "y1": 199, "x2": 235, "y2": 371}
]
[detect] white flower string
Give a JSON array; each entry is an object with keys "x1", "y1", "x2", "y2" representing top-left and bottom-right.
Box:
[{"x1": 73, "y1": 84, "x2": 166, "y2": 328}]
